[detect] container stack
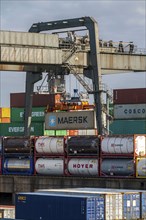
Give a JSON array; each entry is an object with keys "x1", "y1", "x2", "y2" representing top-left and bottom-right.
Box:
[
  {"x1": 2, "y1": 136, "x2": 34, "y2": 175},
  {"x1": 34, "y1": 136, "x2": 66, "y2": 176},
  {"x1": 0, "y1": 108, "x2": 11, "y2": 123},
  {"x1": 110, "y1": 88, "x2": 146, "y2": 134},
  {"x1": 66, "y1": 136, "x2": 100, "y2": 177},
  {"x1": 0, "y1": 137, "x2": 2, "y2": 174},
  {"x1": 100, "y1": 134, "x2": 146, "y2": 177}
]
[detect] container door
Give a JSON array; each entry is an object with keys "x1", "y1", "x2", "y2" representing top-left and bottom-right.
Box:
[{"x1": 86, "y1": 198, "x2": 96, "y2": 220}]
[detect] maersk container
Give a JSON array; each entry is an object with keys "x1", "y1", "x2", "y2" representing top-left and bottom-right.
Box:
[
  {"x1": 101, "y1": 158, "x2": 134, "y2": 176},
  {"x1": 68, "y1": 158, "x2": 98, "y2": 176},
  {"x1": 101, "y1": 135, "x2": 146, "y2": 155},
  {"x1": 0, "y1": 122, "x2": 44, "y2": 136},
  {"x1": 11, "y1": 107, "x2": 45, "y2": 122},
  {"x1": 109, "y1": 119, "x2": 146, "y2": 134},
  {"x1": 15, "y1": 192, "x2": 97, "y2": 220},
  {"x1": 3, "y1": 136, "x2": 33, "y2": 154},
  {"x1": 67, "y1": 136, "x2": 99, "y2": 155},
  {"x1": 35, "y1": 158, "x2": 64, "y2": 175},
  {"x1": 35, "y1": 136, "x2": 64, "y2": 154},
  {"x1": 3, "y1": 157, "x2": 34, "y2": 175},
  {"x1": 136, "y1": 157, "x2": 146, "y2": 177},
  {"x1": 123, "y1": 192, "x2": 140, "y2": 219}
]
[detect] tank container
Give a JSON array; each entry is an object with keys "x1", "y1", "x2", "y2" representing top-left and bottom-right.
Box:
[
  {"x1": 67, "y1": 136, "x2": 99, "y2": 155},
  {"x1": 3, "y1": 157, "x2": 34, "y2": 175},
  {"x1": 101, "y1": 135, "x2": 146, "y2": 155},
  {"x1": 136, "y1": 157, "x2": 146, "y2": 177},
  {"x1": 101, "y1": 158, "x2": 134, "y2": 176},
  {"x1": 16, "y1": 192, "x2": 97, "y2": 220},
  {"x1": 35, "y1": 136, "x2": 64, "y2": 154},
  {"x1": 35, "y1": 158, "x2": 64, "y2": 175},
  {"x1": 68, "y1": 158, "x2": 98, "y2": 176}
]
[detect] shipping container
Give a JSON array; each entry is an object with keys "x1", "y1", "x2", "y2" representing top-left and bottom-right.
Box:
[
  {"x1": 16, "y1": 192, "x2": 98, "y2": 220},
  {"x1": 11, "y1": 107, "x2": 45, "y2": 122},
  {"x1": 55, "y1": 130, "x2": 67, "y2": 136},
  {"x1": 141, "y1": 192, "x2": 146, "y2": 218},
  {"x1": 0, "y1": 206, "x2": 15, "y2": 219},
  {"x1": 0, "y1": 136, "x2": 2, "y2": 153},
  {"x1": 35, "y1": 158, "x2": 64, "y2": 175},
  {"x1": 136, "y1": 157, "x2": 146, "y2": 177},
  {"x1": 0, "y1": 107, "x2": 10, "y2": 118},
  {"x1": 3, "y1": 136, "x2": 34, "y2": 154},
  {"x1": 67, "y1": 158, "x2": 99, "y2": 176},
  {"x1": 3, "y1": 157, "x2": 34, "y2": 175},
  {"x1": 114, "y1": 104, "x2": 146, "y2": 119},
  {"x1": 101, "y1": 158, "x2": 134, "y2": 176},
  {"x1": 101, "y1": 135, "x2": 146, "y2": 156},
  {"x1": 113, "y1": 88, "x2": 146, "y2": 104},
  {"x1": 1, "y1": 117, "x2": 11, "y2": 123},
  {"x1": 10, "y1": 93, "x2": 61, "y2": 108},
  {"x1": 0, "y1": 30, "x2": 59, "y2": 47},
  {"x1": 0, "y1": 157, "x2": 2, "y2": 174},
  {"x1": 0, "y1": 122, "x2": 44, "y2": 136},
  {"x1": 67, "y1": 130, "x2": 78, "y2": 136},
  {"x1": 78, "y1": 129, "x2": 98, "y2": 135},
  {"x1": 44, "y1": 130, "x2": 55, "y2": 136},
  {"x1": 67, "y1": 136, "x2": 99, "y2": 156},
  {"x1": 45, "y1": 110, "x2": 95, "y2": 130},
  {"x1": 35, "y1": 136, "x2": 64, "y2": 155},
  {"x1": 109, "y1": 119, "x2": 146, "y2": 134}
]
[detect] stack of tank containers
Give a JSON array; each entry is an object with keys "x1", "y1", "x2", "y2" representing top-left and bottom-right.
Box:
[
  {"x1": 66, "y1": 136, "x2": 100, "y2": 176},
  {"x1": 110, "y1": 88, "x2": 146, "y2": 134},
  {"x1": 2, "y1": 137, "x2": 34, "y2": 175},
  {"x1": 34, "y1": 136, "x2": 66, "y2": 176},
  {"x1": 100, "y1": 134, "x2": 146, "y2": 177}
]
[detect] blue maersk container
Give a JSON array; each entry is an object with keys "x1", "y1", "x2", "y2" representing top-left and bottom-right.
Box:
[{"x1": 16, "y1": 192, "x2": 98, "y2": 220}]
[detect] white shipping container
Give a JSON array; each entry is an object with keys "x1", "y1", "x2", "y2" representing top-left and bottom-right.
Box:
[
  {"x1": 0, "y1": 46, "x2": 62, "y2": 64},
  {"x1": 35, "y1": 136, "x2": 64, "y2": 154},
  {"x1": 0, "y1": 206, "x2": 15, "y2": 219},
  {"x1": 114, "y1": 104, "x2": 146, "y2": 119},
  {"x1": 0, "y1": 30, "x2": 59, "y2": 47},
  {"x1": 78, "y1": 129, "x2": 97, "y2": 135}
]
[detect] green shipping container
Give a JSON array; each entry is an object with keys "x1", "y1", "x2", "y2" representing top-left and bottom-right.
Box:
[
  {"x1": 11, "y1": 107, "x2": 46, "y2": 122},
  {"x1": 55, "y1": 130, "x2": 67, "y2": 136},
  {"x1": 44, "y1": 130, "x2": 55, "y2": 136},
  {"x1": 110, "y1": 119, "x2": 146, "y2": 135},
  {"x1": 0, "y1": 122, "x2": 44, "y2": 136}
]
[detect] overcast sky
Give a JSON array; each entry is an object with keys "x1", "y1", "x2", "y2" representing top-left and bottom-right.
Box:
[{"x1": 0, "y1": 0, "x2": 146, "y2": 107}]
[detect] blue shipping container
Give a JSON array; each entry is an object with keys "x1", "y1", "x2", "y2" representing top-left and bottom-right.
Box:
[
  {"x1": 16, "y1": 192, "x2": 97, "y2": 220},
  {"x1": 142, "y1": 192, "x2": 146, "y2": 218},
  {"x1": 123, "y1": 193, "x2": 140, "y2": 219}
]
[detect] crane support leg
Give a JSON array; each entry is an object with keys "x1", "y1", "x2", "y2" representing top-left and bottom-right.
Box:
[{"x1": 24, "y1": 72, "x2": 42, "y2": 137}]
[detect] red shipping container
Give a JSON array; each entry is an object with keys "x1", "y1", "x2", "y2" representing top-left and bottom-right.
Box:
[
  {"x1": 10, "y1": 93, "x2": 61, "y2": 108},
  {"x1": 113, "y1": 88, "x2": 146, "y2": 104}
]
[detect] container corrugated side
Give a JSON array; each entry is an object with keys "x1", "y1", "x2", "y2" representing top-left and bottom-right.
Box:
[
  {"x1": 11, "y1": 107, "x2": 45, "y2": 122},
  {"x1": 109, "y1": 119, "x2": 146, "y2": 134},
  {"x1": 123, "y1": 193, "x2": 140, "y2": 219},
  {"x1": 0, "y1": 122, "x2": 44, "y2": 136},
  {"x1": 0, "y1": 30, "x2": 59, "y2": 47},
  {"x1": 141, "y1": 192, "x2": 146, "y2": 218}
]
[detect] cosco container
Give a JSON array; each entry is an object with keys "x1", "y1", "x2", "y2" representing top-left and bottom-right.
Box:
[
  {"x1": 101, "y1": 135, "x2": 146, "y2": 156},
  {"x1": 67, "y1": 136, "x2": 99, "y2": 155},
  {"x1": 10, "y1": 93, "x2": 61, "y2": 108},
  {"x1": 16, "y1": 192, "x2": 97, "y2": 220},
  {"x1": 109, "y1": 119, "x2": 146, "y2": 134},
  {"x1": 113, "y1": 88, "x2": 146, "y2": 104},
  {"x1": 3, "y1": 157, "x2": 34, "y2": 175},
  {"x1": 11, "y1": 107, "x2": 45, "y2": 122},
  {"x1": 114, "y1": 104, "x2": 146, "y2": 119},
  {"x1": 35, "y1": 136, "x2": 64, "y2": 155},
  {"x1": 35, "y1": 158, "x2": 64, "y2": 175},
  {"x1": 67, "y1": 158, "x2": 98, "y2": 176},
  {"x1": 0, "y1": 122, "x2": 44, "y2": 136},
  {"x1": 101, "y1": 158, "x2": 134, "y2": 176}
]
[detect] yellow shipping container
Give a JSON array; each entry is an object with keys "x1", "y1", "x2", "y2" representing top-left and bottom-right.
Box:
[{"x1": 1, "y1": 107, "x2": 10, "y2": 118}]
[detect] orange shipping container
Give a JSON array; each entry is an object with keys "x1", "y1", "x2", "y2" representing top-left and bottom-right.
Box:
[
  {"x1": 67, "y1": 130, "x2": 78, "y2": 136},
  {"x1": 1, "y1": 108, "x2": 10, "y2": 118},
  {"x1": 1, "y1": 117, "x2": 11, "y2": 123}
]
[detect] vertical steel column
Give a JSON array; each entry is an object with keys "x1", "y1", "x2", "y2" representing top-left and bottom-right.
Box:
[
  {"x1": 24, "y1": 72, "x2": 42, "y2": 137},
  {"x1": 85, "y1": 17, "x2": 103, "y2": 135}
]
